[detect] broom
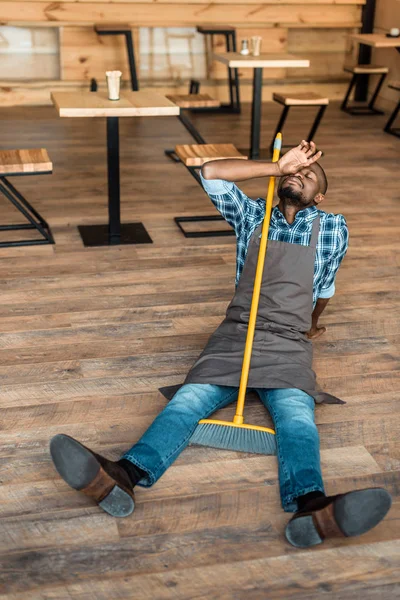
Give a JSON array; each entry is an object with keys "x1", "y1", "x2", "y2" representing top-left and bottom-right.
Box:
[{"x1": 189, "y1": 133, "x2": 283, "y2": 455}]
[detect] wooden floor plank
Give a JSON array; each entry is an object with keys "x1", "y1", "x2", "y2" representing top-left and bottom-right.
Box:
[{"x1": 0, "y1": 102, "x2": 398, "y2": 598}]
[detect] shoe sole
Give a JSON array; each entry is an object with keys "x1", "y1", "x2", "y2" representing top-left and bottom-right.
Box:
[
  {"x1": 50, "y1": 434, "x2": 135, "y2": 518},
  {"x1": 285, "y1": 488, "x2": 392, "y2": 548}
]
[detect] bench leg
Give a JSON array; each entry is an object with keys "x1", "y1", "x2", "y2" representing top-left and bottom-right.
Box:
[
  {"x1": 384, "y1": 100, "x2": 400, "y2": 137},
  {"x1": 307, "y1": 105, "x2": 327, "y2": 142},
  {"x1": 178, "y1": 112, "x2": 207, "y2": 144},
  {"x1": 341, "y1": 74, "x2": 357, "y2": 112},
  {"x1": 341, "y1": 72, "x2": 385, "y2": 115},
  {"x1": 269, "y1": 105, "x2": 290, "y2": 155},
  {"x1": 174, "y1": 166, "x2": 234, "y2": 238},
  {"x1": 0, "y1": 177, "x2": 54, "y2": 247},
  {"x1": 189, "y1": 79, "x2": 200, "y2": 94},
  {"x1": 368, "y1": 72, "x2": 387, "y2": 111}
]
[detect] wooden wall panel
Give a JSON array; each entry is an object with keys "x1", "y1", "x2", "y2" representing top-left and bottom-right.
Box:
[
  {"x1": 288, "y1": 28, "x2": 354, "y2": 78},
  {"x1": 0, "y1": 1, "x2": 364, "y2": 105},
  {"x1": 0, "y1": 3, "x2": 363, "y2": 28},
  {"x1": 60, "y1": 26, "x2": 139, "y2": 82}
]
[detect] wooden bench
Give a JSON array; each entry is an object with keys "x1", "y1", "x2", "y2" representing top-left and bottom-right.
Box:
[
  {"x1": 341, "y1": 64, "x2": 389, "y2": 115},
  {"x1": 173, "y1": 143, "x2": 246, "y2": 238},
  {"x1": 0, "y1": 148, "x2": 54, "y2": 247},
  {"x1": 384, "y1": 81, "x2": 400, "y2": 138},
  {"x1": 174, "y1": 143, "x2": 246, "y2": 167},
  {"x1": 92, "y1": 23, "x2": 139, "y2": 92},
  {"x1": 270, "y1": 92, "x2": 329, "y2": 153}
]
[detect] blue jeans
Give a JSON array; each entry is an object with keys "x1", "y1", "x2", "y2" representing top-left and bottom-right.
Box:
[{"x1": 121, "y1": 384, "x2": 324, "y2": 512}]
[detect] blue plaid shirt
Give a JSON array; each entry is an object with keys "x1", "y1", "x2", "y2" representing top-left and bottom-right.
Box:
[{"x1": 200, "y1": 173, "x2": 349, "y2": 308}]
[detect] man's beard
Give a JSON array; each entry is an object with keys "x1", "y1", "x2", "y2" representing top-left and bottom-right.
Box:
[{"x1": 278, "y1": 184, "x2": 307, "y2": 207}]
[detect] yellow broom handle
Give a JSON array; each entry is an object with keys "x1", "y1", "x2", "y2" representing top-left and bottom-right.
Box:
[{"x1": 233, "y1": 133, "x2": 282, "y2": 425}]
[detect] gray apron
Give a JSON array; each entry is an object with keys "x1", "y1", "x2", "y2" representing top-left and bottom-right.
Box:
[{"x1": 184, "y1": 215, "x2": 344, "y2": 404}]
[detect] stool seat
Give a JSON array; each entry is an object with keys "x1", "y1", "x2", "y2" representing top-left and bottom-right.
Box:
[
  {"x1": 0, "y1": 148, "x2": 52, "y2": 176},
  {"x1": 174, "y1": 143, "x2": 247, "y2": 167},
  {"x1": 95, "y1": 23, "x2": 131, "y2": 33},
  {"x1": 345, "y1": 64, "x2": 389, "y2": 74},
  {"x1": 166, "y1": 94, "x2": 221, "y2": 109},
  {"x1": 389, "y1": 81, "x2": 400, "y2": 91},
  {"x1": 197, "y1": 25, "x2": 235, "y2": 34},
  {"x1": 273, "y1": 92, "x2": 329, "y2": 106}
]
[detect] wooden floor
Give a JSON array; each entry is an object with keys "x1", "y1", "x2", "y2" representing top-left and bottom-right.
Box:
[{"x1": 0, "y1": 102, "x2": 399, "y2": 599}]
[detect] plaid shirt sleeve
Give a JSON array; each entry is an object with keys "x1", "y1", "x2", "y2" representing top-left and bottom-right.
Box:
[
  {"x1": 199, "y1": 171, "x2": 264, "y2": 235},
  {"x1": 318, "y1": 215, "x2": 349, "y2": 298}
]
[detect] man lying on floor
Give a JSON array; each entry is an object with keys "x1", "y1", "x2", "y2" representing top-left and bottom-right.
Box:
[{"x1": 50, "y1": 141, "x2": 391, "y2": 548}]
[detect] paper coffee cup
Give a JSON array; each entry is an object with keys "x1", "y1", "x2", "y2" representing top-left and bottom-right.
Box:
[
  {"x1": 250, "y1": 36, "x2": 262, "y2": 57},
  {"x1": 106, "y1": 70, "x2": 122, "y2": 101}
]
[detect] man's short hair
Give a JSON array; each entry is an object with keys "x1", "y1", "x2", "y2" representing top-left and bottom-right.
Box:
[{"x1": 313, "y1": 163, "x2": 328, "y2": 194}]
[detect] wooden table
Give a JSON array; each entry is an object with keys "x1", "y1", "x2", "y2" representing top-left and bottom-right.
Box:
[
  {"x1": 213, "y1": 53, "x2": 310, "y2": 159},
  {"x1": 350, "y1": 34, "x2": 400, "y2": 102},
  {"x1": 51, "y1": 91, "x2": 179, "y2": 246},
  {"x1": 351, "y1": 33, "x2": 400, "y2": 51}
]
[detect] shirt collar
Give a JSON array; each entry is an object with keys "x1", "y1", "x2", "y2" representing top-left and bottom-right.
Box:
[{"x1": 272, "y1": 205, "x2": 318, "y2": 225}]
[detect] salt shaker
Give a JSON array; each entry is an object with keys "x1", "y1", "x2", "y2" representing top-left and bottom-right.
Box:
[{"x1": 240, "y1": 39, "x2": 250, "y2": 56}]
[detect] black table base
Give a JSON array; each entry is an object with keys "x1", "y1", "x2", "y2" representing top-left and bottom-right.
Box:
[
  {"x1": 77, "y1": 116, "x2": 153, "y2": 247},
  {"x1": 78, "y1": 222, "x2": 152, "y2": 247}
]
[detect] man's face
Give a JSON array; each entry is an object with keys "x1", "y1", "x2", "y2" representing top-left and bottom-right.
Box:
[{"x1": 278, "y1": 164, "x2": 322, "y2": 207}]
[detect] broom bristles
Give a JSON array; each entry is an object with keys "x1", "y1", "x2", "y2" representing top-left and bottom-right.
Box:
[{"x1": 190, "y1": 422, "x2": 276, "y2": 455}]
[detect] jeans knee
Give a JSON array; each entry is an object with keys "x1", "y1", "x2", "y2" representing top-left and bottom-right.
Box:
[{"x1": 167, "y1": 384, "x2": 218, "y2": 421}]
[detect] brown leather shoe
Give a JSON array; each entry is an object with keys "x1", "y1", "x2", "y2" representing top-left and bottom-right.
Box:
[
  {"x1": 285, "y1": 487, "x2": 392, "y2": 548},
  {"x1": 50, "y1": 434, "x2": 135, "y2": 518}
]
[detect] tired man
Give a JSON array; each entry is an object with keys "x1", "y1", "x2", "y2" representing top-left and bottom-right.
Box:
[{"x1": 50, "y1": 141, "x2": 391, "y2": 548}]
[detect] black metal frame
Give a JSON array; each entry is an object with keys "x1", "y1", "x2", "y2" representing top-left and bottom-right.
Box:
[
  {"x1": 250, "y1": 67, "x2": 263, "y2": 159},
  {"x1": 341, "y1": 71, "x2": 387, "y2": 115},
  {"x1": 193, "y1": 27, "x2": 241, "y2": 114},
  {"x1": 164, "y1": 109, "x2": 207, "y2": 161},
  {"x1": 174, "y1": 165, "x2": 234, "y2": 238},
  {"x1": 91, "y1": 27, "x2": 139, "y2": 92},
  {"x1": 355, "y1": 0, "x2": 376, "y2": 101},
  {"x1": 384, "y1": 99, "x2": 400, "y2": 138},
  {"x1": 0, "y1": 174, "x2": 54, "y2": 247},
  {"x1": 269, "y1": 103, "x2": 327, "y2": 154},
  {"x1": 77, "y1": 116, "x2": 153, "y2": 246}
]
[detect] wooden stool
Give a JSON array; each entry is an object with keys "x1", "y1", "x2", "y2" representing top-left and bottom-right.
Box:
[
  {"x1": 91, "y1": 23, "x2": 139, "y2": 92},
  {"x1": 0, "y1": 148, "x2": 54, "y2": 247},
  {"x1": 193, "y1": 25, "x2": 241, "y2": 113},
  {"x1": 165, "y1": 94, "x2": 221, "y2": 162},
  {"x1": 384, "y1": 81, "x2": 400, "y2": 138},
  {"x1": 341, "y1": 65, "x2": 388, "y2": 115},
  {"x1": 173, "y1": 143, "x2": 246, "y2": 237},
  {"x1": 270, "y1": 93, "x2": 329, "y2": 153}
]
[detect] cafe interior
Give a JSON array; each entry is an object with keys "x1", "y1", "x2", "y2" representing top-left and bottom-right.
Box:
[{"x1": 0, "y1": 0, "x2": 399, "y2": 597}]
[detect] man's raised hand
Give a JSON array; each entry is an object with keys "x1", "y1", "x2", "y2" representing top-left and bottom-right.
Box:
[{"x1": 276, "y1": 140, "x2": 322, "y2": 176}]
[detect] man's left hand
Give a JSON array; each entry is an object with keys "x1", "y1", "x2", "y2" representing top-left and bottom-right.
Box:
[{"x1": 306, "y1": 326, "x2": 327, "y2": 340}]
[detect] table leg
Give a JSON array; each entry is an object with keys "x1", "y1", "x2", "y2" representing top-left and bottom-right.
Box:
[
  {"x1": 250, "y1": 68, "x2": 263, "y2": 159},
  {"x1": 107, "y1": 116, "x2": 121, "y2": 244},
  {"x1": 77, "y1": 117, "x2": 152, "y2": 247}
]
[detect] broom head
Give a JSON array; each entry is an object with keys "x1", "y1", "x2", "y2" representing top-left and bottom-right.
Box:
[{"x1": 190, "y1": 419, "x2": 276, "y2": 455}]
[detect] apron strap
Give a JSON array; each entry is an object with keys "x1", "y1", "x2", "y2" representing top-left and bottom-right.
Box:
[{"x1": 310, "y1": 214, "x2": 321, "y2": 248}]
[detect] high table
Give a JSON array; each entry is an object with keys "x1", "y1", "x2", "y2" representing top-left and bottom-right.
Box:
[
  {"x1": 51, "y1": 91, "x2": 180, "y2": 246},
  {"x1": 350, "y1": 34, "x2": 400, "y2": 102},
  {"x1": 213, "y1": 53, "x2": 310, "y2": 159},
  {"x1": 351, "y1": 33, "x2": 400, "y2": 53}
]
